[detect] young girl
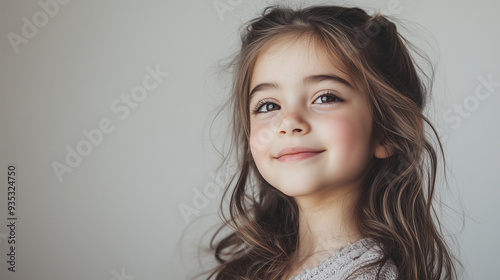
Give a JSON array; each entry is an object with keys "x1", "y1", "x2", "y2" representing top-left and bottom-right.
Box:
[{"x1": 205, "y1": 4, "x2": 458, "y2": 280}]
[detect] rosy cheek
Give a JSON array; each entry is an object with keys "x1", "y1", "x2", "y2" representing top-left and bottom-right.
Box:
[
  {"x1": 250, "y1": 122, "x2": 276, "y2": 156},
  {"x1": 249, "y1": 122, "x2": 268, "y2": 159},
  {"x1": 322, "y1": 115, "x2": 371, "y2": 154},
  {"x1": 325, "y1": 115, "x2": 352, "y2": 140}
]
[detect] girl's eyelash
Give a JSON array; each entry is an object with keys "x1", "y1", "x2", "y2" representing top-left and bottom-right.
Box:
[
  {"x1": 251, "y1": 91, "x2": 344, "y2": 115},
  {"x1": 314, "y1": 91, "x2": 344, "y2": 104},
  {"x1": 252, "y1": 99, "x2": 278, "y2": 115}
]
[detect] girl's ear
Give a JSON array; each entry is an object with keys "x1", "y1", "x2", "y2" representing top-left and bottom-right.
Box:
[{"x1": 374, "y1": 141, "x2": 393, "y2": 159}]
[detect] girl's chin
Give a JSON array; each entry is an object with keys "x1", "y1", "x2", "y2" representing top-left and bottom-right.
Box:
[{"x1": 274, "y1": 185, "x2": 323, "y2": 198}]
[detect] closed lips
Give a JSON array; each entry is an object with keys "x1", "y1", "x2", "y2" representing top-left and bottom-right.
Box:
[{"x1": 275, "y1": 147, "x2": 325, "y2": 159}]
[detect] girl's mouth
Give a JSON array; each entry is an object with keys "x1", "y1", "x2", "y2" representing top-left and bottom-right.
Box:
[{"x1": 276, "y1": 151, "x2": 324, "y2": 162}]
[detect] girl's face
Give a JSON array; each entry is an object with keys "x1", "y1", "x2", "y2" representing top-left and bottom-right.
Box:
[{"x1": 248, "y1": 37, "x2": 387, "y2": 200}]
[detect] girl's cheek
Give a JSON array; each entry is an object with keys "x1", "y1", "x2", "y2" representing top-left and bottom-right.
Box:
[
  {"x1": 322, "y1": 115, "x2": 372, "y2": 154},
  {"x1": 249, "y1": 121, "x2": 273, "y2": 157}
]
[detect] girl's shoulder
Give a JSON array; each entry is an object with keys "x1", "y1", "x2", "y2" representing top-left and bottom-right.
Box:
[{"x1": 291, "y1": 238, "x2": 398, "y2": 280}]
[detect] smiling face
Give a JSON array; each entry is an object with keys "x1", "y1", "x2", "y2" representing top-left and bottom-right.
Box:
[{"x1": 248, "y1": 36, "x2": 387, "y2": 200}]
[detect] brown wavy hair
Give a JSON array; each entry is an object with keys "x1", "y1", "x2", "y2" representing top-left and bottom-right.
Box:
[{"x1": 205, "y1": 4, "x2": 458, "y2": 280}]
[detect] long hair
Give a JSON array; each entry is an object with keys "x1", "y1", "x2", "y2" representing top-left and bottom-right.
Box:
[{"x1": 206, "y1": 4, "x2": 458, "y2": 280}]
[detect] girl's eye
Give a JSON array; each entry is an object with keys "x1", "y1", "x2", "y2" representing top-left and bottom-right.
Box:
[
  {"x1": 313, "y1": 92, "x2": 344, "y2": 104},
  {"x1": 251, "y1": 92, "x2": 343, "y2": 114},
  {"x1": 252, "y1": 101, "x2": 280, "y2": 114}
]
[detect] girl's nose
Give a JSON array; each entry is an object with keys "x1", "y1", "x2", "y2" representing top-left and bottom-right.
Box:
[{"x1": 277, "y1": 112, "x2": 311, "y2": 136}]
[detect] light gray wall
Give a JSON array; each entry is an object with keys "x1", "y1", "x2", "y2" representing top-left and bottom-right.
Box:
[{"x1": 0, "y1": 0, "x2": 498, "y2": 279}]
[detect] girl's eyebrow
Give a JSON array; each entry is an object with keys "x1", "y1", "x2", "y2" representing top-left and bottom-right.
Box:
[{"x1": 249, "y1": 74, "x2": 353, "y2": 101}]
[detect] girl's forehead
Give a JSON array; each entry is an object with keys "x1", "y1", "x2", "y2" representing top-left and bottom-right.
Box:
[{"x1": 250, "y1": 36, "x2": 353, "y2": 88}]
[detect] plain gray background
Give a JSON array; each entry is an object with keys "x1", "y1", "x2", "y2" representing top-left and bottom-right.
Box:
[{"x1": 0, "y1": 0, "x2": 499, "y2": 279}]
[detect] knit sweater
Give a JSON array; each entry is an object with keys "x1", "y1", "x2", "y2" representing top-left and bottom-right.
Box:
[{"x1": 290, "y1": 238, "x2": 398, "y2": 280}]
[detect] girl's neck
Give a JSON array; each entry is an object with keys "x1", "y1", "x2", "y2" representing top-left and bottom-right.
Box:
[{"x1": 289, "y1": 186, "x2": 362, "y2": 277}]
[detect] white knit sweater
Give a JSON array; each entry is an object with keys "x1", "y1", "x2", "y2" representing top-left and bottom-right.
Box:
[{"x1": 290, "y1": 238, "x2": 398, "y2": 280}]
